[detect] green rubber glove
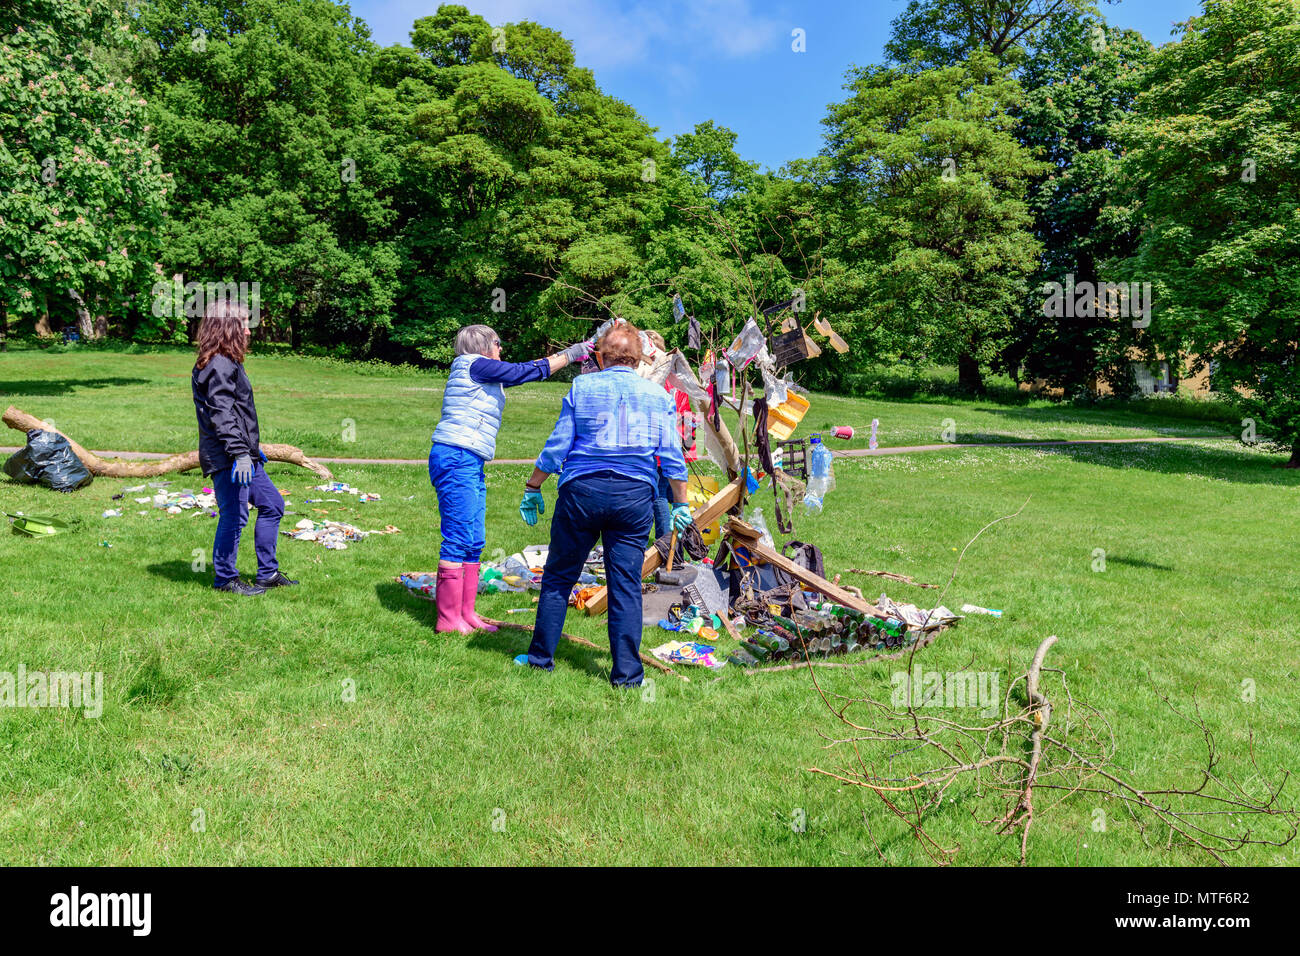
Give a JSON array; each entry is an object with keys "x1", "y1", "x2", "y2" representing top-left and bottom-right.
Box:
[
  {"x1": 520, "y1": 489, "x2": 545, "y2": 526},
  {"x1": 671, "y1": 503, "x2": 692, "y2": 533}
]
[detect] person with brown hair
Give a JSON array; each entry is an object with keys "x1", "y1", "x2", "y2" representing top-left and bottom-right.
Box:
[
  {"x1": 191, "y1": 300, "x2": 294, "y2": 596},
  {"x1": 516, "y1": 322, "x2": 692, "y2": 687}
]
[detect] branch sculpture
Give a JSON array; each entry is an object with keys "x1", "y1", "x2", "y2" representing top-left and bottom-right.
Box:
[{"x1": 3, "y1": 405, "x2": 333, "y2": 481}]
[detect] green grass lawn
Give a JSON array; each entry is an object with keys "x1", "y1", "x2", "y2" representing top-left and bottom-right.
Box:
[
  {"x1": 0, "y1": 343, "x2": 1230, "y2": 460},
  {"x1": 1, "y1": 347, "x2": 1296, "y2": 865}
]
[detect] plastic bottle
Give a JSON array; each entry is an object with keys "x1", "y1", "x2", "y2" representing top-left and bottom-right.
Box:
[
  {"x1": 749, "y1": 507, "x2": 775, "y2": 548},
  {"x1": 803, "y1": 434, "x2": 833, "y2": 511},
  {"x1": 812, "y1": 434, "x2": 836, "y2": 492}
]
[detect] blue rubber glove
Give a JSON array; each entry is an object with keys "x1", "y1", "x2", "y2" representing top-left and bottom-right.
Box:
[
  {"x1": 257, "y1": 448, "x2": 268, "y2": 464},
  {"x1": 671, "y1": 503, "x2": 692, "y2": 533},
  {"x1": 520, "y1": 489, "x2": 545, "y2": 526},
  {"x1": 231, "y1": 454, "x2": 253, "y2": 486}
]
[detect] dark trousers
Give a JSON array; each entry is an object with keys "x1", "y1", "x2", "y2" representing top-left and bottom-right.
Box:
[
  {"x1": 210, "y1": 462, "x2": 284, "y2": 586},
  {"x1": 527, "y1": 471, "x2": 654, "y2": 687}
]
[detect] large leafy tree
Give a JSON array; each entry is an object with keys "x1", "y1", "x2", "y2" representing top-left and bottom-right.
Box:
[
  {"x1": 1115, "y1": 0, "x2": 1300, "y2": 463},
  {"x1": 818, "y1": 51, "x2": 1047, "y2": 391},
  {"x1": 0, "y1": 0, "x2": 168, "y2": 337},
  {"x1": 385, "y1": 6, "x2": 675, "y2": 361},
  {"x1": 1004, "y1": 18, "x2": 1152, "y2": 393},
  {"x1": 132, "y1": 0, "x2": 400, "y2": 347},
  {"x1": 886, "y1": 0, "x2": 1107, "y2": 68}
]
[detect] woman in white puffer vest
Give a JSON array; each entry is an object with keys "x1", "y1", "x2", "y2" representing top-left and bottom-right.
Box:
[{"x1": 429, "y1": 324, "x2": 590, "y2": 634}]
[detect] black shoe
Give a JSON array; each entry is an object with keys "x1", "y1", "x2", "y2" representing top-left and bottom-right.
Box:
[
  {"x1": 216, "y1": 579, "x2": 266, "y2": 596},
  {"x1": 255, "y1": 571, "x2": 299, "y2": 588}
]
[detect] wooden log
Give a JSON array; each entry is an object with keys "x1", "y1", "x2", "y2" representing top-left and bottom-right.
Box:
[
  {"x1": 584, "y1": 475, "x2": 747, "y2": 616},
  {"x1": 724, "y1": 516, "x2": 887, "y2": 618},
  {"x1": 3, "y1": 405, "x2": 333, "y2": 480}
]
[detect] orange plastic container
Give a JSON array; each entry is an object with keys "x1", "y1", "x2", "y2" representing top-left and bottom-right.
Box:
[{"x1": 766, "y1": 393, "x2": 811, "y2": 440}]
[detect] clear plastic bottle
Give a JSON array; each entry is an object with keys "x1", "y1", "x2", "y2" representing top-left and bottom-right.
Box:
[
  {"x1": 803, "y1": 435, "x2": 831, "y2": 511},
  {"x1": 810, "y1": 433, "x2": 835, "y2": 492},
  {"x1": 749, "y1": 507, "x2": 775, "y2": 548}
]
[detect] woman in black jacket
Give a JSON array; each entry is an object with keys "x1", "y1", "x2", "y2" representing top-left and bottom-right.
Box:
[{"x1": 191, "y1": 301, "x2": 296, "y2": 595}]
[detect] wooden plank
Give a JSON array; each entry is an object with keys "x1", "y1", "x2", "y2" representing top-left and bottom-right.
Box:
[
  {"x1": 584, "y1": 476, "x2": 747, "y2": 616},
  {"x1": 724, "y1": 517, "x2": 887, "y2": 618}
]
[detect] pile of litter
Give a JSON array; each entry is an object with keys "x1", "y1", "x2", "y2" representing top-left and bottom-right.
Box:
[
  {"x1": 311, "y1": 481, "x2": 381, "y2": 503},
  {"x1": 117, "y1": 482, "x2": 218, "y2": 517},
  {"x1": 285, "y1": 517, "x2": 399, "y2": 550},
  {"x1": 650, "y1": 640, "x2": 726, "y2": 669},
  {"x1": 727, "y1": 594, "x2": 965, "y2": 668}
]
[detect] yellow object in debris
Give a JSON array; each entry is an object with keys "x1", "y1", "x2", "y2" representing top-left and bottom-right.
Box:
[
  {"x1": 766, "y1": 392, "x2": 811, "y2": 441},
  {"x1": 686, "y1": 474, "x2": 721, "y2": 545}
]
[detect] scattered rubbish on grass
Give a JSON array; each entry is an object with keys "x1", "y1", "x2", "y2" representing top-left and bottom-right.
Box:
[
  {"x1": 286, "y1": 518, "x2": 399, "y2": 549},
  {"x1": 313, "y1": 481, "x2": 380, "y2": 502},
  {"x1": 650, "y1": 641, "x2": 726, "y2": 669},
  {"x1": 4, "y1": 512, "x2": 71, "y2": 536},
  {"x1": 961, "y1": 603, "x2": 1003, "y2": 618},
  {"x1": 102, "y1": 509, "x2": 123, "y2": 518}
]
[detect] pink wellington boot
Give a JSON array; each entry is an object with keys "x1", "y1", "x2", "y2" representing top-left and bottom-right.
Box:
[
  {"x1": 436, "y1": 564, "x2": 473, "y2": 634},
  {"x1": 460, "y1": 562, "x2": 498, "y2": 632}
]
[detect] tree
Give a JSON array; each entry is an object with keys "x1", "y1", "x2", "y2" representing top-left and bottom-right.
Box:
[
  {"x1": 132, "y1": 0, "x2": 400, "y2": 347},
  {"x1": 0, "y1": 0, "x2": 168, "y2": 336},
  {"x1": 818, "y1": 51, "x2": 1047, "y2": 392},
  {"x1": 1004, "y1": 18, "x2": 1152, "y2": 394},
  {"x1": 1114, "y1": 0, "x2": 1300, "y2": 463},
  {"x1": 886, "y1": 0, "x2": 1107, "y2": 69},
  {"x1": 386, "y1": 6, "x2": 675, "y2": 361},
  {"x1": 671, "y1": 121, "x2": 759, "y2": 204}
]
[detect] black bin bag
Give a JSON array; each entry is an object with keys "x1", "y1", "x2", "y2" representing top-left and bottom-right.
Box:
[{"x1": 2, "y1": 429, "x2": 94, "y2": 492}]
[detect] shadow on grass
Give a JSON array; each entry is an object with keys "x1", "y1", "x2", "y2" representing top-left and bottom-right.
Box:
[
  {"x1": 372, "y1": 580, "x2": 609, "y2": 680},
  {"x1": 146, "y1": 559, "x2": 213, "y2": 588},
  {"x1": 975, "y1": 404, "x2": 1232, "y2": 431},
  {"x1": 1037, "y1": 440, "x2": 1300, "y2": 486},
  {"x1": 1, "y1": 377, "x2": 151, "y2": 396},
  {"x1": 1105, "y1": 556, "x2": 1176, "y2": 572}
]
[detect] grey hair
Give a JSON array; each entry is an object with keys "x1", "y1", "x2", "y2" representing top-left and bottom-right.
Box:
[{"x1": 455, "y1": 324, "x2": 499, "y2": 357}]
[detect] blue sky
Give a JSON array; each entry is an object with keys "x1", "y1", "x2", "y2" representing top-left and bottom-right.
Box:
[{"x1": 349, "y1": 0, "x2": 1205, "y2": 171}]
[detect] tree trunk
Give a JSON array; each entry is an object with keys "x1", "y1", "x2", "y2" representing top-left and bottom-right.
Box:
[
  {"x1": 957, "y1": 352, "x2": 985, "y2": 394},
  {"x1": 1288, "y1": 440, "x2": 1300, "y2": 469},
  {"x1": 71, "y1": 290, "x2": 95, "y2": 339},
  {"x1": 3, "y1": 404, "x2": 334, "y2": 480},
  {"x1": 34, "y1": 303, "x2": 53, "y2": 337}
]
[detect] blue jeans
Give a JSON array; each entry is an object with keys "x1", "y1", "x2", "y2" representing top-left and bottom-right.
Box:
[
  {"x1": 652, "y1": 470, "x2": 673, "y2": 540},
  {"x1": 429, "y1": 442, "x2": 487, "y2": 562},
  {"x1": 210, "y1": 462, "x2": 284, "y2": 586},
  {"x1": 527, "y1": 471, "x2": 654, "y2": 687}
]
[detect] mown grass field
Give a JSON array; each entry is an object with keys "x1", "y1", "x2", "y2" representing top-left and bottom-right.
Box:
[{"x1": 1, "y1": 345, "x2": 1296, "y2": 866}]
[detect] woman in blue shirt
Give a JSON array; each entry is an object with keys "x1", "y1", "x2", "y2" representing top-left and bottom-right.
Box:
[
  {"x1": 516, "y1": 323, "x2": 692, "y2": 687},
  {"x1": 430, "y1": 324, "x2": 589, "y2": 634}
]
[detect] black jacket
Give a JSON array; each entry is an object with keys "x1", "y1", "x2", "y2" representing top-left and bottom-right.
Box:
[{"x1": 192, "y1": 354, "x2": 260, "y2": 477}]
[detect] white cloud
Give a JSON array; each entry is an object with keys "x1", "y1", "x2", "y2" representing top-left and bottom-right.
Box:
[{"x1": 366, "y1": 0, "x2": 787, "y2": 70}]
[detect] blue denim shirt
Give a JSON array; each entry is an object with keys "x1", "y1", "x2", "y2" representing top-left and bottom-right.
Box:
[{"x1": 536, "y1": 366, "x2": 689, "y2": 490}]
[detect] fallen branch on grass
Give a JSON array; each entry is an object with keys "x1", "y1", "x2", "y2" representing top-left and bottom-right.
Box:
[
  {"x1": 806, "y1": 635, "x2": 1298, "y2": 865},
  {"x1": 3, "y1": 405, "x2": 333, "y2": 480},
  {"x1": 846, "y1": 569, "x2": 938, "y2": 589}
]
